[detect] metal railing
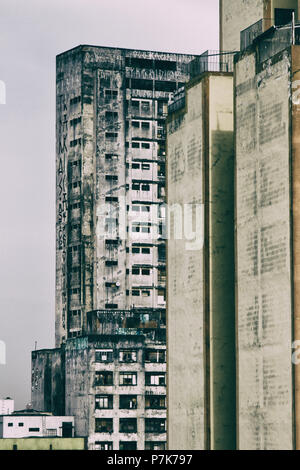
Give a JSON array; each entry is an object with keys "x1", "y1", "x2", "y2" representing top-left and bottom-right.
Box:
[{"x1": 189, "y1": 50, "x2": 236, "y2": 79}]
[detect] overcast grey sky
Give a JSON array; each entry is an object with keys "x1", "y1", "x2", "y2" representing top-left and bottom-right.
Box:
[{"x1": 0, "y1": 0, "x2": 219, "y2": 408}]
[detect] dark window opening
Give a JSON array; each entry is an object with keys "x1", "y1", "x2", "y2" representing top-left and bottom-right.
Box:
[
  {"x1": 94, "y1": 371, "x2": 114, "y2": 386},
  {"x1": 119, "y1": 441, "x2": 137, "y2": 450},
  {"x1": 275, "y1": 8, "x2": 295, "y2": 26},
  {"x1": 145, "y1": 419, "x2": 166, "y2": 434},
  {"x1": 95, "y1": 418, "x2": 113, "y2": 434},
  {"x1": 119, "y1": 418, "x2": 137, "y2": 434},
  {"x1": 119, "y1": 395, "x2": 137, "y2": 409},
  {"x1": 145, "y1": 395, "x2": 166, "y2": 409}
]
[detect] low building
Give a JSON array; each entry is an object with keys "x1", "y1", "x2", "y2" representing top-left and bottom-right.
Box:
[
  {"x1": 32, "y1": 309, "x2": 166, "y2": 450},
  {"x1": 0, "y1": 409, "x2": 74, "y2": 439},
  {"x1": 0, "y1": 437, "x2": 87, "y2": 451},
  {"x1": 0, "y1": 398, "x2": 14, "y2": 415}
]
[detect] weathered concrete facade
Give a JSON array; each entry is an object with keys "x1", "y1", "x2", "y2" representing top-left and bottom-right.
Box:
[
  {"x1": 234, "y1": 27, "x2": 300, "y2": 450},
  {"x1": 167, "y1": 67, "x2": 235, "y2": 450},
  {"x1": 33, "y1": 311, "x2": 166, "y2": 450},
  {"x1": 31, "y1": 348, "x2": 65, "y2": 416},
  {"x1": 56, "y1": 46, "x2": 195, "y2": 346},
  {"x1": 220, "y1": 0, "x2": 299, "y2": 52}
]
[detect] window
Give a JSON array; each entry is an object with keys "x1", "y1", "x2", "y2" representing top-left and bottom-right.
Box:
[
  {"x1": 119, "y1": 418, "x2": 137, "y2": 433},
  {"x1": 95, "y1": 442, "x2": 113, "y2": 450},
  {"x1": 105, "y1": 175, "x2": 118, "y2": 181},
  {"x1": 94, "y1": 371, "x2": 114, "y2": 386},
  {"x1": 119, "y1": 395, "x2": 137, "y2": 409},
  {"x1": 132, "y1": 142, "x2": 140, "y2": 149},
  {"x1": 119, "y1": 441, "x2": 137, "y2": 450},
  {"x1": 274, "y1": 8, "x2": 295, "y2": 26},
  {"x1": 142, "y1": 290, "x2": 151, "y2": 297},
  {"x1": 145, "y1": 442, "x2": 166, "y2": 450},
  {"x1": 95, "y1": 395, "x2": 113, "y2": 410},
  {"x1": 132, "y1": 267, "x2": 140, "y2": 275},
  {"x1": 105, "y1": 303, "x2": 118, "y2": 309},
  {"x1": 132, "y1": 290, "x2": 140, "y2": 297},
  {"x1": 142, "y1": 163, "x2": 150, "y2": 171},
  {"x1": 141, "y1": 142, "x2": 150, "y2": 149},
  {"x1": 145, "y1": 395, "x2": 166, "y2": 409},
  {"x1": 141, "y1": 206, "x2": 150, "y2": 213},
  {"x1": 95, "y1": 418, "x2": 113, "y2": 433},
  {"x1": 141, "y1": 101, "x2": 150, "y2": 112},
  {"x1": 70, "y1": 117, "x2": 81, "y2": 126},
  {"x1": 142, "y1": 247, "x2": 151, "y2": 254},
  {"x1": 132, "y1": 247, "x2": 140, "y2": 254},
  {"x1": 145, "y1": 419, "x2": 166, "y2": 433},
  {"x1": 105, "y1": 132, "x2": 118, "y2": 141},
  {"x1": 132, "y1": 182, "x2": 140, "y2": 191},
  {"x1": 119, "y1": 372, "x2": 137, "y2": 386},
  {"x1": 119, "y1": 350, "x2": 137, "y2": 363},
  {"x1": 132, "y1": 121, "x2": 140, "y2": 128},
  {"x1": 142, "y1": 268, "x2": 150, "y2": 275},
  {"x1": 70, "y1": 138, "x2": 81, "y2": 148},
  {"x1": 131, "y1": 99, "x2": 140, "y2": 109},
  {"x1": 8, "y1": 423, "x2": 13, "y2": 427},
  {"x1": 145, "y1": 349, "x2": 166, "y2": 363},
  {"x1": 132, "y1": 163, "x2": 140, "y2": 169},
  {"x1": 70, "y1": 96, "x2": 81, "y2": 105},
  {"x1": 105, "y1": 90, "x2": 118, "y2": 100},
  {"x1": 29, "y1": 428, "x2": 40, "y2": 432},
  {"x1": 141, "y1": 122, "x2": 150, "y2": 130},
  {"x1": 18, "y1": 423, "x2": 24, "y2": 427},
  {"x1": 105, "y1": 153, "x2": 118, "y2": 161},
  {"x1": 141, "y1": 184, "x2": 150, "y2": 191},
  {"x1": 95, "y1": 349, "x2": 114, "y2": 363},
  {"x1": 145, "y1": 373, "x2": 166, "y2": 386},
  {"x1": 106, "y1": 196, "x2": 118, "y2": 203}
]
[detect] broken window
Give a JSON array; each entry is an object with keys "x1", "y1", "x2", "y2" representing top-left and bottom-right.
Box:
[
  {"x1": 145, "y1": 373, "x2": 166, "y2": 386},
  {"x1": 132, "y1": 142, "x2": 140, "y2": 149},
  {"x1": 132, "y1": 247, "x2": 140, "y2": 253},
  {"x1": 132, "y1": 183, "x2": 140, "y2": 191},
  {"x1": 119, "y1": 372, "x2": 137, "y2": 386},
  {"x1": 141, "y1": 184, "x2": 150, "y2": 192},
  {"x1": 70, "y1": 96, "x2": 81, "y2": 106},
  {"x1": 119, "y1": 395, "x2": 137, "y2": 409},
  {"x1": 94, "y1": 371, "x2": 114, "y2": 386},
  {"x1": 95, "y1": 395, "x2": 113, "y2": 410},
  {"x1": 132, "y1": 163, "x2": 140, "y2": 169},
  {"x1": 95, "y1": 349, "x2": 114, "y2": 363},
  {"x1": 142, "y1": 247, "x2": 151, "y2": 254},
  {"x1": 145, "y1": 419, "x2": 166, "y2": 433},
  {"x1": 105, "y1": 132, "x2": 118, "y2": 141},
  {"x1": 119, "y1": 350, "x2": 137, "y2": 363},
  {"x1": 119, "y1": 418, "x2": 137, "y2": 433},
  {"x1": 95, "y1": 418, "x2": 113, "y2": 433},
  {"x1": 145, "y1": 349, "x2": 166, "y2": 363},
  {"x1": 145, "y1": 395, "x2": 166, "y2": 409}
]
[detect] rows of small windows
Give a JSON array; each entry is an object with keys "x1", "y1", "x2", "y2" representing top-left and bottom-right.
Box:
[
  {"x1": 94, "y1": 372, "x2": 165, "y2": 387},
  {"x1": 95, "y1": 418, "x2": 166, "y2": 434},
  {"x1": 95, "y1": 348, "x2": 166, "y2": 363},
  {"x1": 94, "y1": 441, "x2": 166, "y2": 450},
  {"x1": 95, "y1": 394, "x2": 166, "y2": 410}
]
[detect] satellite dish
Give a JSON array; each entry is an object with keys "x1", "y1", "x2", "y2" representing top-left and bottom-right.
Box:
[{"x1": 116, "y1": 281, "x2": 120, "y2": 287}]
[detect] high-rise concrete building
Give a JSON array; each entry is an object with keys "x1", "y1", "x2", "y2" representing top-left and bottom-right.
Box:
[
  {"x1": 166, "y1": 52, "x2": 236, "y2": 450},
  {"x1": 220, "y1": 0, "x2": 299, "y2": 51},
  {"x1": 235, "y1": 18, "x2": 300, "y2": 451},
  {"x1": 32, "y1": 45, "x2": 196, "y2": 450},
  {"x1": 55, "y1": 45, "x2": 194, "y2": 346}
]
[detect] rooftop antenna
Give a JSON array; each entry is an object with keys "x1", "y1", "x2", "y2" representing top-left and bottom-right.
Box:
[{"x1": 34, "y1": 341, "x2": 37, "y2": 351}]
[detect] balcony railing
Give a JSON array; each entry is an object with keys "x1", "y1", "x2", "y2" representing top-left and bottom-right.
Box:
[{"x1": 189, "y1": 50, "x2": 235, "y2": 79}]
